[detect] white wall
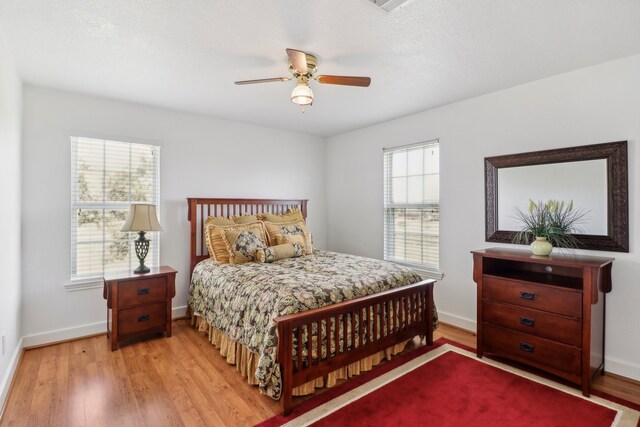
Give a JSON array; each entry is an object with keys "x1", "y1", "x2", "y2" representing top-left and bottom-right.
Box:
[
  {"x1": 21, "y1": 86, "x2": 327, "y2": 344},
  {"x1": 0, "y1": 26, "x2": 22, "y2": 411},
  {"x1": 326, "y1": 54, "x2": 640, "y2": 381}
]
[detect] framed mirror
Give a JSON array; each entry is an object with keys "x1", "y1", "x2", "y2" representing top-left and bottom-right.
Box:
[{"x1": 485, "y1": 141, "x2": 628, "y2": 252}]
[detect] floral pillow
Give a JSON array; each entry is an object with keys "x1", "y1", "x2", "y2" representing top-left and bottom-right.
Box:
[
  {"x1": 206, "y1": 221, "x2": 265, "y2": 264},
  {"x1": 218, "y1": 223, "x2": 268, "y2": 264},
  {"x1": 204, "y1": 215, "x2": 261, "y2": 263},
  {"x1": 263, "y1": 220, "x2": 313, "y2": 254},
  {"x1": 255, "y1": 243, "x2": 304, "y2": 263}
]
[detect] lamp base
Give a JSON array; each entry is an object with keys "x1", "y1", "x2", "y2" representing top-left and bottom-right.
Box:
[
  {"x1": 133, "y1": 230, "x2": 151, "y2": 274},
  {"x1": 134, "y1": 265, "x2": 151, "y2": 274}
]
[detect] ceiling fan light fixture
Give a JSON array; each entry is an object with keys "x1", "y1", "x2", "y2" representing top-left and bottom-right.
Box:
[{"x1": 291, "y1": 83, "x2": 313, "y2": 106}]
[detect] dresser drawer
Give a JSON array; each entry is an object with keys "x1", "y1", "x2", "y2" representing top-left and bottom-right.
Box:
[
  {"x1": 117, "y1": 303, "x2": 167, "y2": 336},
  {"x1": 483, "y1": 275, "x2": 582, "y2": 318},
  {"x1": 483, "y1": 323, "x2": 581, "y2": 375},
  {"x1": 117, "y1": 277, "x2": 167, "y2": 308},
  {"x1": 483, "y1": 300, "x2": 582, "y2": 347}
]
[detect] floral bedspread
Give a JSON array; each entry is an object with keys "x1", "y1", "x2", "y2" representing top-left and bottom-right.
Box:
[{"x1": 188, "y1": 250, "x2": 437, "y2": 399}]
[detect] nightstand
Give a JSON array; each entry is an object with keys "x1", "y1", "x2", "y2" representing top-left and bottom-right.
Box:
[{"x1": 103, "y1": 266, "x2": 177, "y2": 350}]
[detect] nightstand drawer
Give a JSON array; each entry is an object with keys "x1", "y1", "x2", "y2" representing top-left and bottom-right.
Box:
[
  {"x1": 483, "y1": 323, "x2": 581, "y2": 376},
  {"x1": 118, "y1": 277, "x2": 167, "y2": 308},
  {"x1": 118, "y1": 303, "x2": 167, "y2": 336},
  {"x1": 483, "y1": 275, "x2": 582, "y2": 318},
  {"x1": 483, "y1": 300, "x2": 582, "y2": 347}
]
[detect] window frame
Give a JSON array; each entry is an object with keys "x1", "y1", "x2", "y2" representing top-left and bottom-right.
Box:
[
  {"x1": 68, "y1": 136, "x2": 161, "y2": 290},
  {"x1": 383, "y1": 139, "x2": 442, "y2": 280}
]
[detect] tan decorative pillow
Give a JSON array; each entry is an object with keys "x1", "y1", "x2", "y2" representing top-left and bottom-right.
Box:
[
  {"x1": 257, "y1": 208, "x2": 304, "y2": 223},
  {"x1": 275, "y1": 234, "x2": 313, "y2": 254},
  {"x1": 204, "y1": 215, "x2": 262, "y2": 261},
  {"x1": 206, "y1": 221, "x2": 266, "y2": 264},
  {"x1": 231, "y1": 214, "x2": 259, "y2": 224},
  {"x1": 221, "y1": 224, "x2": 268, "y2": 264},
  {"x1": 255, "y1": 243, "x2": 304, "y2": 263},
  {"x1": 204, "y1": 214, "x2": 258, "y2": 226},
  {"x1": 265, "y1": 220, "x2": 313, "y2": 255},
  {"x1": 204, "y1": 216, "x2": 235, "y2": 227},
  {"x1": 262, "y1": 219, "x2": 309, "y2": 246},
  {"x1": 274, "y1": 234, "x2": 312, "y2": 255},
  {"x1": 203, "y1": 217, "x2": 235, "y2": 257}
]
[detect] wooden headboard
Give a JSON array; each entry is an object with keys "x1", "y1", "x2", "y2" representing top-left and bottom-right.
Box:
[{"x1": 186, "y1": 198, "x2": 308, "y2": 278}]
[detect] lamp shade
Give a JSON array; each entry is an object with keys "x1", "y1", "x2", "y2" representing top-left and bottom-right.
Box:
[
  {"x1": 291, "y1": 83, "x2": 313, "y2": 106},
  {"x1": 121, "y1": 204, "x2": 163, "y2": 232}
]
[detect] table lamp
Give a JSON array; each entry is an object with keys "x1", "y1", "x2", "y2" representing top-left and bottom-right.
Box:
[{"x1": 121, "y1": 203, "x2": 163, "y2": 273}]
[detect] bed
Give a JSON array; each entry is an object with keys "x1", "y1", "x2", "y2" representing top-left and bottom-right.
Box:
[{"x1": 187, "y1": 198, "x2": 436, "y2": 414}]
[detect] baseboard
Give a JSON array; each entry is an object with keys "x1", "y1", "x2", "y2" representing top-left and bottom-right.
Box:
[
  {"x1": 605, "y1": 355, "x2": 640, "y2": 382},
  {"x1": 0, "y1": 338, "x2": 23, "y2": 421},
  {"x1": 22, "y1": 321, "x2": 106, "y2": 348},
  {"x1": 172, "y1": 305, "x2": 188, "y2": 319},
  {"x1": 22, "y1": 305, "x2": 189, "y2": 349},
  {"x1": 437, "y1": 310, "x2": 476, "y2": 333}
]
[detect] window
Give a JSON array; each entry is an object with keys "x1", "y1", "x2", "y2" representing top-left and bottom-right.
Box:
[
  {"x1": 383, "y1": 140, "x2": 440, "y2": 272},
  {"x1": 71, "y1": 137, "x2": 160, "y2": 283}
]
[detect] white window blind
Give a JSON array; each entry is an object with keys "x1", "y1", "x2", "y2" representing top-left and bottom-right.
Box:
[
  {"x1": 383, "y1": 140, "x2": 440, "y2": 271},
  {"x1": 71, "y1": 137, "x2": 160, "y2": 281}
]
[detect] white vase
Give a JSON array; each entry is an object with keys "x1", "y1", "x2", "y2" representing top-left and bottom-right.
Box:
[{"x1": 530, "y1": 236, "x2": 553, "y2": 256}]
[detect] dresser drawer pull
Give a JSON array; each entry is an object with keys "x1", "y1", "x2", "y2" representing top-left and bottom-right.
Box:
[
  {"x1": 137, "y1": 288, "x2": 150, "y2": 295},
  {"x1": 519, "y1": 317, "x2": 535, "y2": 327},
  {"x1": 137, "y1": 315, "x2": 150, "y2": 322},
  {"x1": 519, "y1": 291, "x2": 535, "y2": 301},
  {"x1": 519, "y1": 342, "x2": 534, "y2": 353}
]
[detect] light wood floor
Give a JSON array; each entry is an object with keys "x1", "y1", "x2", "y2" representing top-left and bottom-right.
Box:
[{"x1": 1, "y1": 320, "x2": 638, "y2": 426}]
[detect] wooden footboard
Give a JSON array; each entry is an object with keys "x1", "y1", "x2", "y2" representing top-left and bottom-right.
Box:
[{"x1": 274, "y1": 279, "x2": 435, "y2": 415}]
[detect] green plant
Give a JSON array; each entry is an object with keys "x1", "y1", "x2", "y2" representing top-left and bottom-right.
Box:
[{"x1": 512, "y1": 199, "x2": 588, "y2": 248}]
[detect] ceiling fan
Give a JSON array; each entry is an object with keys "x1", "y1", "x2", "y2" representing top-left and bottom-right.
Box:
[{"x1": 235, "y1": 48, "x2": 371, "y2": 108}]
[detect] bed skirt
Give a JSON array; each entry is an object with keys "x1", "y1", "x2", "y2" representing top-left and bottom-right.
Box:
[{"x1": 191, "y1": 314, "x2": 411, "y2": 397}]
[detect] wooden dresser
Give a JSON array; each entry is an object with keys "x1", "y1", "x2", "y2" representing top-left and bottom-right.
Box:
[
  {"x1": 471, "y1": 248, "x2": 613, "y2": 396},
  {"x1": 103, "y1": 266, "x2": 177, "y2": 350}
]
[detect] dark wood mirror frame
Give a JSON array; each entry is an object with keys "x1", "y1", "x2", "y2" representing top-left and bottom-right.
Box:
[{"x1": 485, "y1": 141, "x2": 629, "y2": 252}]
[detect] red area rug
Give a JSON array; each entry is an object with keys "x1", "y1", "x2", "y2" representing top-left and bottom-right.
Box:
[{"x1": 258, "y1": 341, "x2": 640, "y2": 427}]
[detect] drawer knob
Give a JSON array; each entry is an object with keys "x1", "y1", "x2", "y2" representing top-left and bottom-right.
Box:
[
  {"x1": 137, "y1": 315, "x2": 150, "y2": 322},
  {"x1": 519, "y1": 291, "x2": 535, "y2": 301},
  {"x1": 519, "y1": 317, "x2": 535, "y2": 327},
  {"x1": 519, "y1": 342, "x2": 534, "y2": 353},
  {"x1": 137, "y1": 288, "x2": 150, "y2": 295}
]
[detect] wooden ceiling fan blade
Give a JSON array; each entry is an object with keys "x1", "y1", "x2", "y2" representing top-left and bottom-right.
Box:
[
  {"x1": 286, "y1": 48, "x2": 308, "y2": 74},
  {"x1": 234, "y1": 77, "x2": 291, "y2": 85},
  {"x1": 316, "y1": 75, "x2": 371, "y2": 87}
]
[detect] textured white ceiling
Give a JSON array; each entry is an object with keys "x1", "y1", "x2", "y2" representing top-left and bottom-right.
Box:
[{"x1": 1, "y1": 0, "x2": 640, "y2": 137}]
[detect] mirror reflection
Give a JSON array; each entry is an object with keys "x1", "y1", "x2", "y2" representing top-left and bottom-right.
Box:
[{"x1": 497, "y1": 159, "x2": 607, "y2": 235}]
